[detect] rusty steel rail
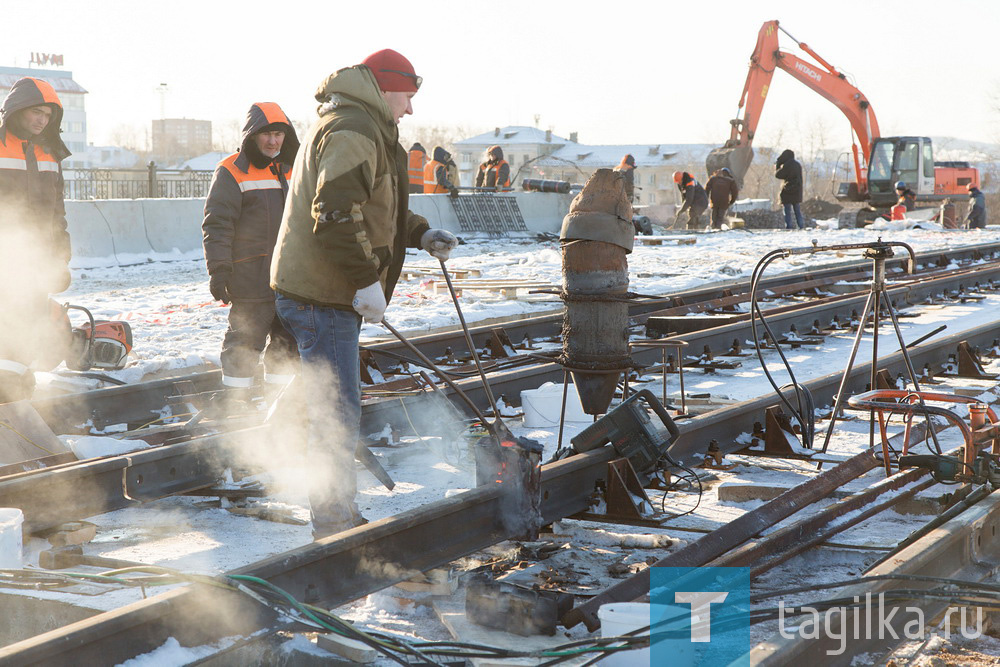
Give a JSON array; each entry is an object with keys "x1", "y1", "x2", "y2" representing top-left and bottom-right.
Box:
[
  {"x1": 734, "y1": 489, "x2": 1000, "y2": 666},
  {"x1": 564, "y1": 313, "x2": 1000, "y2": 628},
  {"x1": 0, "y1": 446, "x2": 618, "y2": 666},
  {"x1": 0, "y1": 245, "x2": 998, "y2": 659},
  {"x1": 31, "y1": 242, "x2": 1000, "y2": 436},
  {"x1": 8, "y1": 284, "x2": 1000, "y2": 539}
]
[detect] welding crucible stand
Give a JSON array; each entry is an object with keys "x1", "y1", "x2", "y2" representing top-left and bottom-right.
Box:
[
  {"x1": 623, "y1": 339, "x2": 690, "y2": 416},
  {"x1": 817, "y1": 240, "x2": 939, "y2": 473}
]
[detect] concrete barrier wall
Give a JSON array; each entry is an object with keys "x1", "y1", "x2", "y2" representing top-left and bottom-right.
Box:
[
  {"x1": 67, "y1": 198, "x2": 205, "y2": 266},
  {"x1": 66, "y1": 192, "x2": 569, "y2": 266}
]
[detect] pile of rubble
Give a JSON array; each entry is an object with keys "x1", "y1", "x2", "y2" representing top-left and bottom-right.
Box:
[
  {"x1": 737, "y1": 209, "x2": 785, "y2": 229},
  {"x1": 800, "y1": 197, "x2": 843, "y2": 219}
]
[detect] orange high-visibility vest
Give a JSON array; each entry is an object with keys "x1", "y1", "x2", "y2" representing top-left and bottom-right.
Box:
[
  {"x1": 408, "y1": 150, "x2": 426, "y2": 188},
  {"x1": 423, "y1": 159, "x2": 448, "y2": 194},
  {"x1": 219, "y1": 154, "x2": 291, "y2": 193},
  {"x1": 0, "y1": 131, "x2": 61, "y2": 174},
  {"x1": 482, "y1": 159, "x2": 510, "y2": 189}
]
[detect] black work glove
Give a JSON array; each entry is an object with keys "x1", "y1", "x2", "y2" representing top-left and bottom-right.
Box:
[
  {"x1": 449, "y1": 187, "x2": 459, "y2": 199},
  {"x1": 209, "y1": 269, "x2": 232, "y2": 304}
]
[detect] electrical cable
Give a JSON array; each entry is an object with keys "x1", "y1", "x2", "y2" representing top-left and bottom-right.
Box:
[
  {"x1": 0, "y1": 421, "x2": 57, "y2": 455},
  {"x1": 749, "y1": 249, "x2": 816, "y2": 449}
]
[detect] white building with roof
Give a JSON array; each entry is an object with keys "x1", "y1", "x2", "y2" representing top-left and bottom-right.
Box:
[
  {"x1": 0, "y1": 65, "x2": 89, "y2": 169},
  {"x1": 454, "y1": 125, "x2": 715, "y2": 204}
]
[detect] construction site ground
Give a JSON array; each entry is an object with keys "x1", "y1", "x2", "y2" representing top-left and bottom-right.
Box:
[{"x1": 6, "y1": 224, "x2": 1000, "y2": 665}]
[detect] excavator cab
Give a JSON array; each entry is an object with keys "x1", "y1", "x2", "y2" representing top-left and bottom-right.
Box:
[{"x1": 866, "y1": 137, "x2": 936, "y2": 206}]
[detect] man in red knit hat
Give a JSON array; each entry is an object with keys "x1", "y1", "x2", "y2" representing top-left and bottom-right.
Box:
[{"x1": 271, "y1": 49, "x2": 458, "y2": 538}]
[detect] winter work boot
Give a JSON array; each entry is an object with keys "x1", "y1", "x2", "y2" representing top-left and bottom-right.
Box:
[
  {"x1": 0, "y1": 363, "x2": 35, "y2": 404},
  {"x1": 311, "y1": 511, "x2": 368, "y2": 541},
  {"x1": 204, "y1": 386, "x2": 254, "y2": 419}
]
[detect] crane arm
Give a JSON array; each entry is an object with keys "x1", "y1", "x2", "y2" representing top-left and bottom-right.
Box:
[{"x1": 714, "y1": 20, "x2": 881, "y2": 191}]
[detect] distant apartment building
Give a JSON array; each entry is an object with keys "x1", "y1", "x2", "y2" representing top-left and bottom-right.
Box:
[
  {"x1": 454, "y1": 126, "x2": 714, "y2": 204},
  {"x1": 152, "y1": 118, "x2": 212, "y2": 162},
  {"x1": 0, "y1": 65, "x2": 89, "y2": 169}
]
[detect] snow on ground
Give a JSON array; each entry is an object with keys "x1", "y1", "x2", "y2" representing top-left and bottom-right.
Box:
[
  {"x1": 18, "y1": 227, "x2": 1000, "y2": 664},
  {"x1": 56, "y1": 226, "x2": 1000, "y2": 385}
]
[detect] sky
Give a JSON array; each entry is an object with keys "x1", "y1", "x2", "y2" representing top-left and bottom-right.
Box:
[{"x1": 4, "y1": 0, "x2": 1000, "y2": 153}]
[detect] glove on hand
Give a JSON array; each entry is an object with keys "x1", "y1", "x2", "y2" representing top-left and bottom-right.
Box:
[
  {"x1": 209, "y1": 269, "x2": 232, "y2": 304},
  {"x1": 421, "y1": 228, "x2": 459, "y2": 262},
  {"x1": 352, "y1": 281, "x2": 387, "y2": 323},
  {"x1": 449, "y1": 187, "x2": 459, "y2": 199}
]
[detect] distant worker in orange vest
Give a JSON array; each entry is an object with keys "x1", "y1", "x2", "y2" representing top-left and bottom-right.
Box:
[
  {"x1": 475, "y1": 145, "x2": 511, "y2": 191},
  {"x1": 0, "y1": 77, "x2": 72, "y2": 403},
  {"x1": 614, "y1": 153, "x2": 637, "y2": 202},
  {"x1": 202, "y1": 102, "x2": 300, "y2": 404},
  {"x1": 423, "y1": 145, "x2": 459, "y2": 197},
  {"x1": 407, "y1": 142, "x2": 426, "y2": 194}
]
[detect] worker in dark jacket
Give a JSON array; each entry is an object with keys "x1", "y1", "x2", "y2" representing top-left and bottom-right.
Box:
[
  {"x1": 775, "y1": 149, "x2": 804, "y2": 229},
  {"x1": 203, "y1": 102, "x2": 300, "y2": 397},
  {"x1": 614, "y1": 153, "x2": 637, "y2": 203},
  {"x1": 674, "y1": 171, "x2": 708, "y2": 230},
  {"x1": 0, "y1": 77, "x2": 72, "y2": 403},
  {"x1": 894, "y1": 181, "x2": 916, "y2": 211},
  {"x1": 967, "y1": 184, "x2": 987, "y2": 229},
  {"x1": 271, "y1": 49, "x2": 457, "y2": 537},
  {"x1": 407, "y1": 142, "x2": 426, "y2": 194},
  {"x1": 475, "y1": 145, "x2": 510, "y2": 190},
  {"x1": 423, "y1": 145, "x2": 458, "y2": 196},
  {"x1": 705, "y1": 167, "x2": 739, "y2": 230}
]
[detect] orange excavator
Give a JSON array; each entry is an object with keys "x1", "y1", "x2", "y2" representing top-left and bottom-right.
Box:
[{"x1": 707, "y1": 20, "x2": 978, "y2": 225}]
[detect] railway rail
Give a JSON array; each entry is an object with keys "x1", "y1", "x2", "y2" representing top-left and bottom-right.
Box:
[{"x1": 2, "y1": 240, "x2": 1000, "y2": 664}]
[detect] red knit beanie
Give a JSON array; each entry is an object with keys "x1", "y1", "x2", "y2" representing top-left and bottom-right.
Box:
[{"x1": 361, "y1": 49, "x2": 420, "y2": 93}]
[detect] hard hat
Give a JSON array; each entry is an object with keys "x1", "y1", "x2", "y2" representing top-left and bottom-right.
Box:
[
  {"x1": 967, "y1": 182, "x2": 976, "y2": 191},
  {"x1": 673, "y1": 171, "x2": 683, "y2": 183},
  {"x1": 894, "y1": 181, "x2": 906, "y2": 190}
]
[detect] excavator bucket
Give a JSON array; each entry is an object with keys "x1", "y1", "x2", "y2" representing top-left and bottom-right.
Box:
[{"x1": 705, "y1": 145, "x2": 754, "y2": 188}]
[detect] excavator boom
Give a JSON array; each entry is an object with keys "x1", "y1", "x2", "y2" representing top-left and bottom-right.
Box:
[{"x1": 707, "y1": 20, "x2": 879, "y2": 193}]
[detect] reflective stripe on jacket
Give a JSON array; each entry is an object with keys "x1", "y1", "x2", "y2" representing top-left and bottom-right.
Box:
[
  {"x1": 408, "y1": 149, "x2": 426, "y2": 187},
  {"x1": 423, "y1": 159, "x2": 448, "y2": 193},
  {"x1": 0, "y1": 128, "x2": 70, "y2": 269},
  {"x1": 203, "y1": 152, "x2": 292, "y2": 301},
  {"x1": 477, "y1": 159, "x2": 511, "y2": 189}
]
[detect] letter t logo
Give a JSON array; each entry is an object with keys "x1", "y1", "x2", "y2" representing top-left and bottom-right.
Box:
[{"x1": 675, "y1": 592, "x2": 729, "y2": 642}]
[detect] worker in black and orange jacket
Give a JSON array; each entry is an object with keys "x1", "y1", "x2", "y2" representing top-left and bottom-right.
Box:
[
  {"x1": 407, "y1": 142, "x2": 426, "y2": 194},
  {"x1": 0, "y1": 77, "x2": 72, "y2": 403},
  {"x1": 202, "y1": 102, "x2": 301, "y2": 400},
  {"x1": 475, "y1": 145, "x2": 511, "y2": 191},
  {"x1": 423, "y1": 145, "x2": 458, "y2": 196}
]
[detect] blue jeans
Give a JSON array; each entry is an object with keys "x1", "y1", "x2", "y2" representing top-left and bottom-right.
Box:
[
  {"x1": 275, "y1": 293, "x2": 362, "y2": 533},
  {"x1": 783, "y1": 203, "x2": 804, "y2": 230}
]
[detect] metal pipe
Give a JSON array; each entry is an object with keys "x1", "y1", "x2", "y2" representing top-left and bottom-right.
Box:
[
  {"x1": 562, "y1": 449, "x2": 880, "y2": 630},
  {"x1": 379, "y1": 320, "x2": 493, "y2": 432},
  {"x1": 437, "y1": 258, "x2": 503, "y2": 424}
]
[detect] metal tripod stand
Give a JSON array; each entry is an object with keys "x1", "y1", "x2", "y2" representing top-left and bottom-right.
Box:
[{"x1": 817, "y1": 240, "x2": 941, "y2": 472}]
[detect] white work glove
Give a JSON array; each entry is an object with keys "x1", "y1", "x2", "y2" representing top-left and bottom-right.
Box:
[
  {"x1": 352, "y1": 282, "x2": 387, "y2": 323},
  {"x1": 421, "y1": 228, "x2": 459, "y2": 262}
]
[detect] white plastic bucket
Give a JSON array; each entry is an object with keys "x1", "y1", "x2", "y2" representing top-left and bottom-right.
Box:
[
  {"x1": 599, "y1": 602, "x2": 669, "y2": 666},
  {"x1": 0, "y1": 508, "x2": 23, "y2": 569},
  {"x1": 520, "y1": 382, "x2": 589, "y2": 428}
]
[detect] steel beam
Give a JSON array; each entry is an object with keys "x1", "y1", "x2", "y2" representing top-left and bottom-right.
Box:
[
  {"x1": 734, "y1": 489, "x2": 1000, "y2": 666},
  {"x1": 0, "y1": 428, "x2": 255, "y2": 533},
  {"x1": 0, "y1": 447, "x2": 616, "y2": 665}
]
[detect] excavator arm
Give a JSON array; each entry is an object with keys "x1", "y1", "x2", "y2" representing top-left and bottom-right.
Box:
[{"x1": 707, "y1": 20, "x2": 880, "y2": 195}]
